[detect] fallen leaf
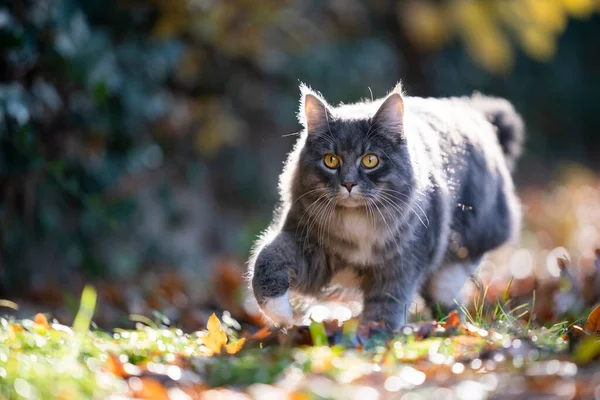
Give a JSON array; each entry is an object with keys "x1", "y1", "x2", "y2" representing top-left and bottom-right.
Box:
[
  {"x1": 203, "y1": 313, "x2": 228, "y2": 354},
  {"x1": 225, "y1": 338, "x2": 246, "y2": 354},
  {"x1": 34, "y1": 313, "x2": 50, "y2": 330},
  {"x1": 443, "y1": 311, "x2": 461, "y2": 329},
  {"x1": 130, "y1": 377, "x2": 169, "y2": 400},
  {"x1": 250, "y1": 326, "x2": 271, "y2": 340},
  {"x1": 584, "y1": 304, "x2": 600, "y2": 335},
  {"x1": 200, "y1": 313, "x2": 245, "y2": 355},
  {"x1": 107, "y1": 354, "x2": 128, "y2": 377}
]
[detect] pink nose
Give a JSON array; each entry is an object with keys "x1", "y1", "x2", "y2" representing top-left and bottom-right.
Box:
[{"x1": 343, "y1": 183, "x2": 356, "y2": 193}]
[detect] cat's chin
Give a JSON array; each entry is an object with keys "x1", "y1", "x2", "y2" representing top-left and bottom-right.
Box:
[{"x1": 336, "y1": 196, "x2": 366, "y2": 208}]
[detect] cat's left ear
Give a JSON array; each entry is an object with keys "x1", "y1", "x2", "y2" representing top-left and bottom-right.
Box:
[{"x1": 372, "y1": 84, "x2": 404, "y2": 132}]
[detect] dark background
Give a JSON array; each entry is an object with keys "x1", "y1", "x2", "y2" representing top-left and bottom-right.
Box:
[{"x1": 1, "y1": 0, "x2": 600, "y2": 303}]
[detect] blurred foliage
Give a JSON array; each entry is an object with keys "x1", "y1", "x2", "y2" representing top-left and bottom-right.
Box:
[
  {"x1": 401, "y1": 0, "x2": 599, "y2": 73},
  {"x1": 1, "y1": 0, "x2": 600, "y2": 290}
]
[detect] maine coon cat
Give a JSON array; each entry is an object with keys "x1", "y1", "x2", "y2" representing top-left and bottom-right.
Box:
[{"x1": 247, "y1": 83, "x2": 524, "y2": 329}]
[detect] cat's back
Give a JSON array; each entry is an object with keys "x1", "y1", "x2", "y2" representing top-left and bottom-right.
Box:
[
  {"x1": 404, "y1": 96, "x2": 498, "y2": 143},
  {"x1": 403, "y1": 95, "x2": 509, "y2": 174}
]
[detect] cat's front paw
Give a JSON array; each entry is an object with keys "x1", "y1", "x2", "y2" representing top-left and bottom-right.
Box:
[{"x1": 260, "y1": 291, "x2": 294, "y2": 327}]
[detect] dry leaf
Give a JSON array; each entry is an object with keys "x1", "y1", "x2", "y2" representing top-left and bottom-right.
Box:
[
  {"x1": 201, "y1": 313, "x2": 245, "y2": 355},
  {"x1": 225, "y1": 338, "x2": 246, "y2": 354},
  {"x1": 584, "y1": 304, "x2": 600, "y2": 335},
  {"x1": 443, "y1": 311, "x2": 461, "y2": 329},
  {"x1": 107, "y1": 354, "x2": 128, "y2": 377},
  {"x1": 250, "y1": 326, "x2": 271, "y2": 340},
  {"x1": 131, "y1": 377, "x2": 169, "y2": 400},
  {"x1": 203, "y1": 313, "x2": 228, "y2": 354},
  {"x1": 34, "y1": 313, "x2": 50, "y2": 330}
]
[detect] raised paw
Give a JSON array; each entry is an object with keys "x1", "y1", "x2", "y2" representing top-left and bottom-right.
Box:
[{"x1": 260, "y1": 291, "x2": 294, "y2": 327}]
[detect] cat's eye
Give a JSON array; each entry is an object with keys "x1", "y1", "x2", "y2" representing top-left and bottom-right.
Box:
[
  {"x1": 323, "y1": 153, "x2": 340, "y2": 169},
  {"x1": 361, "y1": 154, "x2": 379, "y2": 169}
]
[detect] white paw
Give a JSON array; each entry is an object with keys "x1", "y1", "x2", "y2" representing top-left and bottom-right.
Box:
[{"x1": 261, "y1": 292, "x2": 294, "y2": 327}]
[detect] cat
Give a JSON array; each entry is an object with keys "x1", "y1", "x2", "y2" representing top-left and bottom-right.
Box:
[{"x1": 247, "y1": 83, "x2": 524, "y2": 329}]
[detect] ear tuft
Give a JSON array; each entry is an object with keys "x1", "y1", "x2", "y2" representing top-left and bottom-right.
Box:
[
  {"x1": 390, "y1": 81, "x2": 404, "y2": 96},
  {"x1": 298, "y1": 84, "x2": 332, "y2": 134}
]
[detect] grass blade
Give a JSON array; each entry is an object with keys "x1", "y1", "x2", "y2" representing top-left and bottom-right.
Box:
[{"x1": 73, "y1": 285, "x2": 97, "y2": 334}]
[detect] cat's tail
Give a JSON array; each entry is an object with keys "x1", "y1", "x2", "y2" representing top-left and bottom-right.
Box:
[{"x1": 468, "y1": 93, "x2": 525, "y2": 172}]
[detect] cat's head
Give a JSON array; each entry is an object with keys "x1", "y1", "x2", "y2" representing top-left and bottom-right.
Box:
[{"x1": 293, "y1": 84, "x2": 415, "y2": 211}]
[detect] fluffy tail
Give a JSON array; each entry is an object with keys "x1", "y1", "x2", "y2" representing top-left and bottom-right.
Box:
[{"x1": 468, "y1": 93, "x2": 525, "y2": 171}]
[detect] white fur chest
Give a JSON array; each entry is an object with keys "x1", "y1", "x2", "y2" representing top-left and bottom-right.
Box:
[{"x1": 331, "y1": 209, "x2": 387, "y2": 265}]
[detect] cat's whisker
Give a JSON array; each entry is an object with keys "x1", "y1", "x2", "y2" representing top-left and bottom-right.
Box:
[
  {"x1": 381, "y1": 193, "x2": 429, "y2": 229},
  {"x1": 315, "y1": 132, "x2": 336, "y2": 148},
  {"x1": 366, "y1": 196, "x2": 401, "y2": 255},
  {"x1": 364, "y1": 194, "x2": 376, "y2": 232},
  {"x1": 302, "y1": 193, "x2": 335, "y2": 253},
  {"x1": 321, "y1": 195, "x2": 337, "y2": 248},
  {"x1": 290, "y1": 188, "x2": 328, "y2": 209},
  {"x1": 317, "y1": 195, "x2": 336, "y2": 248},
  {"x1": 377, "y1": 188, "x2": 430, "y2": 227},
  {"x1": 296, "y1": 192, "x2": 332, "y2": 253},
  {"x1": 364, "y1": 123, "x2": 398, "y2": 146},
  {"x1": 371, "y1": 194, "x2": 409, "y2": 224},
  {"x1": 315, "y1": 195, "x2": 336, "y2": 249},
  {"x1": 377, "y1": 191, "x2": 429, "y2": 229}
]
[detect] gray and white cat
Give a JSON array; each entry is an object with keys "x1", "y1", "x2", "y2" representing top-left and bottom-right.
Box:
[{"x1": 247, "y1": 83, "x2": 523, "y2": 329}]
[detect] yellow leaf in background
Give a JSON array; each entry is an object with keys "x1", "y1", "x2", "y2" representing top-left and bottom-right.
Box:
[
  {"x1": 525, "y1": 0, "x2": 568, "y2": 33},
  {"x1": 518, "y1": 26, "x2": 557, "y2": 61},
  {"x1": 561, "y1": 0, "x2": 597, "y2": 19},
  {"x1": 453, "y1": 0, "x2": 514, "y2": 74},
  {"x1": 193, "y1": 100, "x2": 245, "y2": 157},
  {"x1": 400, "y1": 1, "x2": 450, "y2": 51}
]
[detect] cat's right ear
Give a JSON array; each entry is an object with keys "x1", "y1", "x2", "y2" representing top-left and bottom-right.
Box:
[{"x1": 299, "y1": 85, "x2": 332, "y2": 134}]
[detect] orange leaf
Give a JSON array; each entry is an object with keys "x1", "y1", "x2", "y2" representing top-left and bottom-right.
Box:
[
  {"x1": 8, "y1": 323, "x2": 23, "y2": 340},
  {"x1": 203, "y1": 313, "x2": 228, "y2": 355},
  {"x1": 107, "y1": 354, "x2": 128, "y2": 377},
  {"x1": 131, "y1": 377, "x2": 169, "y2": 400},
  {"x1": 250, "y1": 326, "x2": 271, "y2": 340},
  {"x1": 584, "y1": 304, "x2": 600, "y2": 335},
  {"x1": 443, "y1": 311, "x2": 461, "y2": 329},
  {"x1": 34, "y1": 313, "x2": 50, "y2": 330},
  {"x1": 225, "y1": 338, "x2": 245, "y2": 354}
]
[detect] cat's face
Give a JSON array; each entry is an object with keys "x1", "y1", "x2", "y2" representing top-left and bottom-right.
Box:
[{"x1": 295, "y1": 87, "x2": 414, "y2": 211}]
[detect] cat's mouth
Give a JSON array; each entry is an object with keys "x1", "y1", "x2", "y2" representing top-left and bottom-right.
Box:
[{"x1": 336, "y1": 193, "x2": 366, "y2": 208}]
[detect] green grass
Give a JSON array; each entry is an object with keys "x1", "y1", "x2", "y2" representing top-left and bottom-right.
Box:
[{"x1": 0, "y1": 285, "x2": 594, "y2": 399}]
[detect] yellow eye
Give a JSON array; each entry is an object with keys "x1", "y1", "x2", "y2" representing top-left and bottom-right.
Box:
[
  {"x1": 361, "y1": 154, "x2": 379, "y2": 169},
  {"x1": 323, "y1": 153, "x2": 340, "y2": 169}
]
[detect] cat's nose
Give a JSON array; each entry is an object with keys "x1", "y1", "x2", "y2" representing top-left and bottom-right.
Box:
[{"x1": 342, "y1": 183, "x2": 356, "y2": 193}]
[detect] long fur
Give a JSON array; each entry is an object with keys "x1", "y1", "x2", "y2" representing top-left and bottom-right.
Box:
[{"x1": 247, "y1": 83, "x2": 524, "y2": 328}]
